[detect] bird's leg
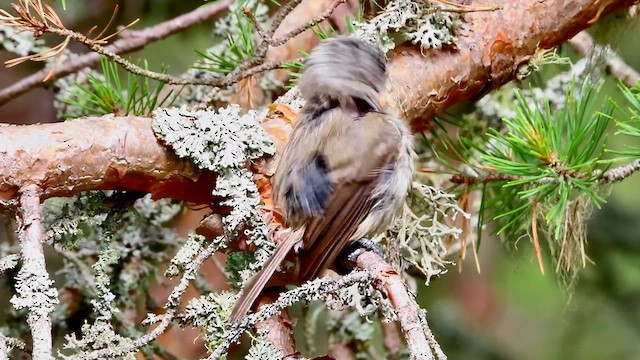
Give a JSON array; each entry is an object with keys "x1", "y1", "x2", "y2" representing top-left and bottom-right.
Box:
[{"x1": 340, "y1": 238, "x2": 385, "y2": 269}]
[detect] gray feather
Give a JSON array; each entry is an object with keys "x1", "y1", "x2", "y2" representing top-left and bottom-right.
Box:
[{"x1": 299, "y1": 36, "x2": 387, "y2": 113}]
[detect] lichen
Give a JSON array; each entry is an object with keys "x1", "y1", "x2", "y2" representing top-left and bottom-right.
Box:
[
  {"x1": 353, "y1": 0, "x2": 462, "y2": 53},
  {"x1": 152, "y1": 105, "x2": 276, "y2": 287},
  {"x1": 60, "y1": 319, "x2": 136, "y2": 360},
  {"x1": 180, "y1": 292, "x2": 236, "y2": 353},
  {"x1": 0, "y1": 254, "x2": 19, "y2": 274},
  {"x1": 245, "y1": 338, "x2": 284, "y2": 360},
  {"x1": 165, "y1": 233, "x2": 206, "y2": 279},
  {"x1": 384, "y1": 183, "x2": 467, "y2": 285},
  {"x1": 152, "y1": 105, "x2": 275, "y2": 172},
  {"x1": 0, "y1": 25, "x2": 45, "y2": 56},
  {"x1": 10, "y1": 266, "x2": 59, "y2": 318}
]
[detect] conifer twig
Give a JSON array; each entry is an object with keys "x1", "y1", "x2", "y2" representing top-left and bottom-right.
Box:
[
  {"x1": 449, "y1": 160, "x2": 640, "y2": 186},
  {"x1": 242, "y1": 0, "x2": 348, "y2": 48},
  {"x1": 0, "y1": 0, "x2": 234, "y2": 105}
]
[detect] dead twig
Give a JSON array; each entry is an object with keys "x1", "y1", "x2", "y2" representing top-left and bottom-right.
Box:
[{"x1": 0, "y1": 0, "x2": 234, "y2": 105}]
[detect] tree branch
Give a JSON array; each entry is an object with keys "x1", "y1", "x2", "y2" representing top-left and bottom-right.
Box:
[
  {"x1": 0, "y1": 115, "x2": 216, "y2": 207},
  {"x1": 356, "y1": 251, "x2": 445, "y2": 360},
  {"x1": 383, "y1": 0, "x2": 636, "y2": 131},
  {"x1": 568, "y1": 31, "x2": 640, "y2": 87},
  {"x1": 16, "y1": 185, "x2": 54, "y2": 360},
  {"x1": 0, "y1": 0, "x2": 234, "y2": 106}
]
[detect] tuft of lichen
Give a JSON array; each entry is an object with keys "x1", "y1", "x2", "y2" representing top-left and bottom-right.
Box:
[
  {"x1": 180, "y1": 292, "x2": 236, "y2": 353},
  {"x1": 165, "y1": 233, "x2": 206, "y2": 278},
  {"x1": 153, "y1": 105, "x2": 276, "y2": 287},
  {"x1": 10, "y1": 266, "x2": 59, "y2": 319},
  {"x1": 245, "y1": 338, "x2": 285, "y2": 360},
  {"x1": 0, "y1": 25, "x2": 45, "y2": 56},
  {"x1": 353, "y1": 0, "x2": 462, "y2": 53},
  {"x1": 384, "y1": 183, "x2": 467, "y2": 285},
  {"x1": 0, "y1": 254, "x2": 19, "y2": 274},
  {"x1": 60, "y1": 319, "x2": 136, "y2": 360},
  {"x1": 152, "y1": 105, "x2": 275, "y2": 172}
]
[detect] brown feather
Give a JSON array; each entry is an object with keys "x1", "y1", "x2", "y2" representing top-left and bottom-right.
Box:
[
  {"x1": 298, "y1": 181, "x2": 375, "y2": 281},
  {"x1": 229, "y1": 229, "x2": 303, "y2": 323}
]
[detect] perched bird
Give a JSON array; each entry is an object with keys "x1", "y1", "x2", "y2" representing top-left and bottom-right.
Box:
[{"x1": 230, "y1": 36, "x2": 414, "y2": 322}]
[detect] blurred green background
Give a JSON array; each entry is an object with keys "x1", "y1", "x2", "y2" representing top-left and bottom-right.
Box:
[{"x1": 1, "y1": 1, "x2": 640, "y2": 359}]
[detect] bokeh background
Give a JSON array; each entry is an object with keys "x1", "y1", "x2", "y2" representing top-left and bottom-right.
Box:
[{"x1": 1, "y1": 1, "x2": 640, "y2": 359}]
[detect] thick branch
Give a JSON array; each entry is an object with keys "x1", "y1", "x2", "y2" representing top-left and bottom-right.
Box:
[
  {"x1": 0, "y1": 0, "x2": 234, "y2": 106},
  {"x1": 0, "y1": 116, "x2": 216, "y2": 206},
  {"x1": 384, "y1": 0, "x2": 636, "y2": 131}
]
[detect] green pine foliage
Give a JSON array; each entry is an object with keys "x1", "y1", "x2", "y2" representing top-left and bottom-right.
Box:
[{"x1": 60, "y1": 57, "x2": 179, "y2": 118}]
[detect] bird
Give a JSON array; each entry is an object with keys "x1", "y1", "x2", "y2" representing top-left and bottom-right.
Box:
[{"x1": 230, "y1": 36, "x2": 414, "y2": 322}]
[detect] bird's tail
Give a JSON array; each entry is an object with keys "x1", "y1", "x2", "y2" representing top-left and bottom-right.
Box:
[{"x1": 229, "y1": 228, "x2": 303, "y2": 323}]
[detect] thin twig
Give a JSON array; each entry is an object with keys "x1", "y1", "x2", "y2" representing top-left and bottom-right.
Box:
[
  {"x1": 16, "y1": 184, "x2": 55, "y2": 360},
  {"x1": 255, "y1": 292, "x2": 297, "y2": 357},
  {"x1": 269, "y1": 0, "x2": 347, "y2": 47},
  {"x1": 449, "y1": 160, "x2": 640, "y2": 186},
  {"x1": 236, "y1": 0, "x2": 304, "y2": 72},
  {"x1": 568, "y1": 31, "x2": 640, "y2": 87},
  {"x1": 0, "y1": 0, "x2": 234, "y2": 106},
  {"x1": 208, "y1": 271, "x2": 374, "y2": 359},
  {"x1": 71, "y1": 242, "x2": 218, "y2": 360},
  {"x1": 597, "y1": 159, "x2": 640, "y2": 183}
]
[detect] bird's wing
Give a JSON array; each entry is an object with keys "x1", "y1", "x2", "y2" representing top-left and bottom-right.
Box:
[
  {"x1": 296, "y1": 113, "x2": 400, "y2": 281},
  {"x1": 296, "y1": 179, "x2": 376, "y2": 281}
]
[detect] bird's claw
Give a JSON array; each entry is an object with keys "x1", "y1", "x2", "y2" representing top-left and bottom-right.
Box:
[{"x1": 341, "y1": 238, "x2": 384, "y2": 269}]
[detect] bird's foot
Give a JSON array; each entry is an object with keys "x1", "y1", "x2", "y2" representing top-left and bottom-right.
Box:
[{"x1": 340, "y1": 238, "x2": 384, "y2": 269}]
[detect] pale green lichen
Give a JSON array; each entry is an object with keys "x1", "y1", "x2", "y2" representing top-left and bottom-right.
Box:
[
  {"x1": 0, "y1": 25, "x2": 45, "y2": 56},
  {"x1": 10, "y1": 267, "x2": 59, "y2": 318},
  {"x1": 180, "y1": 292, "x2": 236, "y2": 353},
  {"x1": 245, "y1": 339, "x2": 285, "y2": 360},
  {"x1": 152, "y1": 105, "x2": 276, "y2": 287},
  {"x1": 384, "y1": 183, "x2": 467, "y2": 285},
  {"x1": 209, "y1": 271, "x2": 375, "y2": 359},
  {"x1": 165, "y1": 233, "x2": 206, "y2": 278},
  {"x1": 0, "y1": 254, "x2": 19, "y2": 274},
  {"x1": 60, "y1": 319, "x2": 136, "y2": 360},
  {"x1": 353, "y1": 0, "x2": 462, "y2": 53},
  {"x1": 152, "y1": 105, "x2": 275, "y2": 172}
]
